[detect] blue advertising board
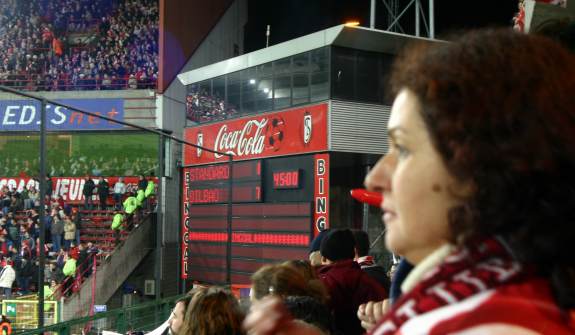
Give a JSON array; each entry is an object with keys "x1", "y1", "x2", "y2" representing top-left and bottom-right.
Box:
[{"x1": 0, "y1": 98, "x2": 124, "y2": 131}]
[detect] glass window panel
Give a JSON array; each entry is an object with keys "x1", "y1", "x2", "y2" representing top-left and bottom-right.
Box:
[
  {"x1": 257, "y1": 62, "x2": 274, "y2": 78},
  {"x1": 240, "y1": 68, "x2": 258, "y2": 115},
  {"x1": 356, "y1": 51, "x2": 380, "y2": 103},
  {"x1": 292, "y1": 73, "x2": 309, "y2": 105},
  {"x1": 198, "y1": 79, "x2": 211, "y2": 96},
  {"x1": 274, "y1": 58, "x2": 291, "y2": 76},
  {"x1": 257, "y1": 77, "x2": 273, "y2": 112},
  {"x1": 227, "y1": 71, "x2": 241, "y2": 115},
  {"x1": 274, "y1": 75, "x2": 291, "y2": 110},
  {"x1": 212, "y1": 76, "x2": 225, "y2": 101},
  {"x1": 310, "y1": 47, "x2": 329, "y2": 73},
  {"x1": 292, "y1": 53, "x2": 309, "y2": 74},
  {"x1": 331, "y1": 47, "x2": 355, "y2": 100},
  {"x1": 311, "y1": 72, "x2": 329, "y2": 102}
]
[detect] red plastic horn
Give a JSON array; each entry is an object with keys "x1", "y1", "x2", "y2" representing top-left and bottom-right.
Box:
[{"x1": 350, "y1": 189, "x2": 383, "y2": 207}]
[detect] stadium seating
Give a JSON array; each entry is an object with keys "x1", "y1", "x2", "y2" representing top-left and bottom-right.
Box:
[{"x1": 0, "y1": 0, "x2": 158, "y2": 91}]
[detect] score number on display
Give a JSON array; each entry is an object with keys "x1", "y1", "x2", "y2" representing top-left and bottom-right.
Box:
[{"x1": 272, "y1": 170, "x2": 300, "y2": 189}]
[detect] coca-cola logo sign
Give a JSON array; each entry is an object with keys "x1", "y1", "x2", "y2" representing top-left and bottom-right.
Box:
[
  {"x1": 213, "y1": 119, "x2": 267, "y2": 158},
  {"x1": 184, "y1": 103, "x2": 327, "y2": 164}
]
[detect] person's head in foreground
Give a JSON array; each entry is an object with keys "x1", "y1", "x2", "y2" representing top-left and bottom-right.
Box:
[
  {"x1": 362, "y1": 28, "x2": 575, "y2": 333},
  {"x1": 168, "y1": 294, "x2": 193, "y2": 335},
  {"x1": 243, "y1": 29, "x2": 575, "y2": 335},
  {"x1": 250, "y1": 263, "x2": 327, "y2": 304},
  {"x1": 180, "y1": 286, "x2": 245, "y2": 335}
]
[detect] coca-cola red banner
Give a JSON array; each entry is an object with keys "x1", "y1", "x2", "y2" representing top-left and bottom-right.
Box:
[
  {"x1": 0, "y1": 176, "x2": 152, "y2": 204},
  {"x1": 183, "y1": 103, "x2": 328, "y2": 165}
]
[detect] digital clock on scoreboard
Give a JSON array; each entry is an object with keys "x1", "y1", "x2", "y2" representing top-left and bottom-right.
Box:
[{"x1": 272, "y1": 170, "x2": 300, "y2": 189}]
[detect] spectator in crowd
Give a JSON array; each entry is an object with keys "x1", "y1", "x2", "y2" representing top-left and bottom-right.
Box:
[
  {"x1": 113, "y1": 177, "x2": 126, "y2": 210},
  {"x1": 97, "y1": 176, "x2": 110, "y2": 210},
  {"x1": 63, "y1": 215, "x2": 76, "y2": 250},
  {"x1": 317, "y1": 228, "x2": 387, "y2": 335},
  {"x1": 50, "y1": 211, "x2": 64, "y2": 253},
  {"x1": 44, "y1": 176, "x2": 53, "y2": 198},
  {"x1": 0, "y1": 259, "x2": 16, "y2": 298},
  {"x1": 82, "y1": 176, "x2": 95, "y2": 210},
  {"x1": 351, "y1": 229, "x2": 390, "y2": 293},
  {"x1": 15, "y1": 257, "x2": 33, "y2": 295},
  {"x1": 111, "y1": 211, "x2": 124, "y2": 245},
  {"x1": 9, "y1": 194, "x2": 23, "y2": 214},
  {"x1": 47, "y1": 262, "x2": 64, "y2": 284},
  {"x1": 137, "y1": 174, "x2": 147, "y2": 207},
  {"x1": 84, "y1": 242, "x2": 100, "y2": 277},
  {"x1": 0, "y1": 236, "x2": 11, "y2": 260},
  {"x1": 281, "y1": 259, "x2": 320, "y2": 285},
  {"x1": 144, "y1": 173, "x2": 155, "y2": 210},
  {"x1": 388, "y1": 258, "x2": 412, "y2": 305},
  {"x1": 61, "y1": 252, "x2": 77, "y2": 296},
  {"x1": 250, "y1": 263, "x2": 327, "y2": 304},
  {"x1": 308, "y1": 229, "x2": 329, "y2": 267},
  {"x1": 77, "y1": 243, "x2": 89, "y2": 278},
  {"x1": 283, "y1": 296, "x2": 334, "y2": 335},
  {"x1": 71, "y1": 208, "x2": 81, "y2": 246},
  {"x1": 168, "y1": 294, "x2": 194, "y2": 335},
  {"x1": 122, "y1": 192, "x2": 138, "y2": 228},
  {"x1": 180, "y1": 286, "x2": 245, "y2": 335}
]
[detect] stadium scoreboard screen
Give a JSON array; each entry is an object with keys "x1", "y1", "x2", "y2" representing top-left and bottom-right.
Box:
[
  {"x1": 182, "y1": 155, "x2": 317, "y2": 283},
  {"x1": 184, "y1": 160, "x2": 262, "y2": 204}
]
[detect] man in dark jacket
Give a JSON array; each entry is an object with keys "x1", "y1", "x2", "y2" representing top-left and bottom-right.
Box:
[
  {"x1": 97, "y1": 177, "x2": 110, "y2": 210},
  {"x1": 82, "y1": 176, "x2": 96, "y2": 210},
  {"x1": 318, "y1": 229, "x2": 388, "y2": 335}
]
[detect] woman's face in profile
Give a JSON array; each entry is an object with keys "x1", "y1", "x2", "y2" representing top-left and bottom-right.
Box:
[
  {"x1": 168, "y1": 301, "x2": 186, "y2": 335},
  {"x1": 365, "y1": 89, "x2": 469, "y2": 264}
]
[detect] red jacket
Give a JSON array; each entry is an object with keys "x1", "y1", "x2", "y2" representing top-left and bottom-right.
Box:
[{"x1": 319, "y1": 260, "x2": 388, "y2": 335}]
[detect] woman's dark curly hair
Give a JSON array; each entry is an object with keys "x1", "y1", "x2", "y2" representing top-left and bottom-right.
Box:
[{"x1": 389, "y1": 29, "x2": 575, "y2": 308}]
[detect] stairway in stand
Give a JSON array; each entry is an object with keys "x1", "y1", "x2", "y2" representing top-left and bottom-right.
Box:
[
  {"x1": 61, "y1": 210, "x2": 156, "y2": 321},
  {"x1": 79, "y1": 209, "x2": 129, "y2": 258}
]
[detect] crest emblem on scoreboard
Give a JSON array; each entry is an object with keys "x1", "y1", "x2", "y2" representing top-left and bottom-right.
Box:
[
  {"x1": 196, "y1": 132, "x2": 203, "y2": 157},
  {"x1": 303, "y1": 111, "x2": 312, "y2": 144}
]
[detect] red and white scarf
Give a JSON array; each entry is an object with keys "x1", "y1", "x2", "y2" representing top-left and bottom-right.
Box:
[
  {"x1": 370, "y1": 238, "x2": 527, "y2": 335},
  {"x1": 357, "y1": 255, "x2": 376, "y2": 268}
]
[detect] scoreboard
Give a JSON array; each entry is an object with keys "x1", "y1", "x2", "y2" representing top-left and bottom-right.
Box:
[
  {"x1": 182, "y1": 155, "x2": 318, "y2": 283},
  {"x1": 184, "y1": 160, "x2": 262, "y2": 204}
]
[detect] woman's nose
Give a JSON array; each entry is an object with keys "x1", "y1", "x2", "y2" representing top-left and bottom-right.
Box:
[{"x1": 364, "y1": 154, "x2": 393, "y2": 193}]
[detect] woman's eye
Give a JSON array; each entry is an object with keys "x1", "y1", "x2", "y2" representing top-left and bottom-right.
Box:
[{"x1": 394, "y1": 144, "x2": 409, "y2": 158}]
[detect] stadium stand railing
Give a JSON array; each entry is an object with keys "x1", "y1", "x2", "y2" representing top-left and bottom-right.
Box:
[{"x1": 11, "y1": 294, "x2": 180, "y2": 335}]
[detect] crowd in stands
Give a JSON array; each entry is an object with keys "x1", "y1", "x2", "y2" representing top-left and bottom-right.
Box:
[
  {"x1": 0, "y1": 173, "x2": 155, "y2": 300},
  {"x1": 0, "y1": 0, "x2": 158, "y2": 91},
  {"x1": 186, "y1": 87, "x2": 238, "y2": 123},
  {"x1": 1, "y1": 155, "x2": 158, "y2": 178}
]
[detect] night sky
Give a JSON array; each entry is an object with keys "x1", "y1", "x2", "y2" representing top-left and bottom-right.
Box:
[{"x1": 244, "y1": 0, "x2": 518, "y2": 52}]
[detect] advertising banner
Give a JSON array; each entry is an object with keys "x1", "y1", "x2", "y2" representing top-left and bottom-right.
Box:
[
  {"x1": 183, "y1": 103, "x2": 328, "y2": 165},
  {"x1": 0, "y1": 99, "x2": 124, "y2": 131},
  {"x1": 0, "y1": 176, "x2": 152, "y2": 204}
]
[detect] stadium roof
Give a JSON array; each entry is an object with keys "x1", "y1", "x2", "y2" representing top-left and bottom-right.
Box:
[{"x1": 177, "y1": 24, "x2": 435, "y2": 86}]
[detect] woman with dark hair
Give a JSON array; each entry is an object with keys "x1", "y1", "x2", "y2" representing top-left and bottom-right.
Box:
[{"x1": 244, "y1": 29, "x2": 575, "y2": 334}]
